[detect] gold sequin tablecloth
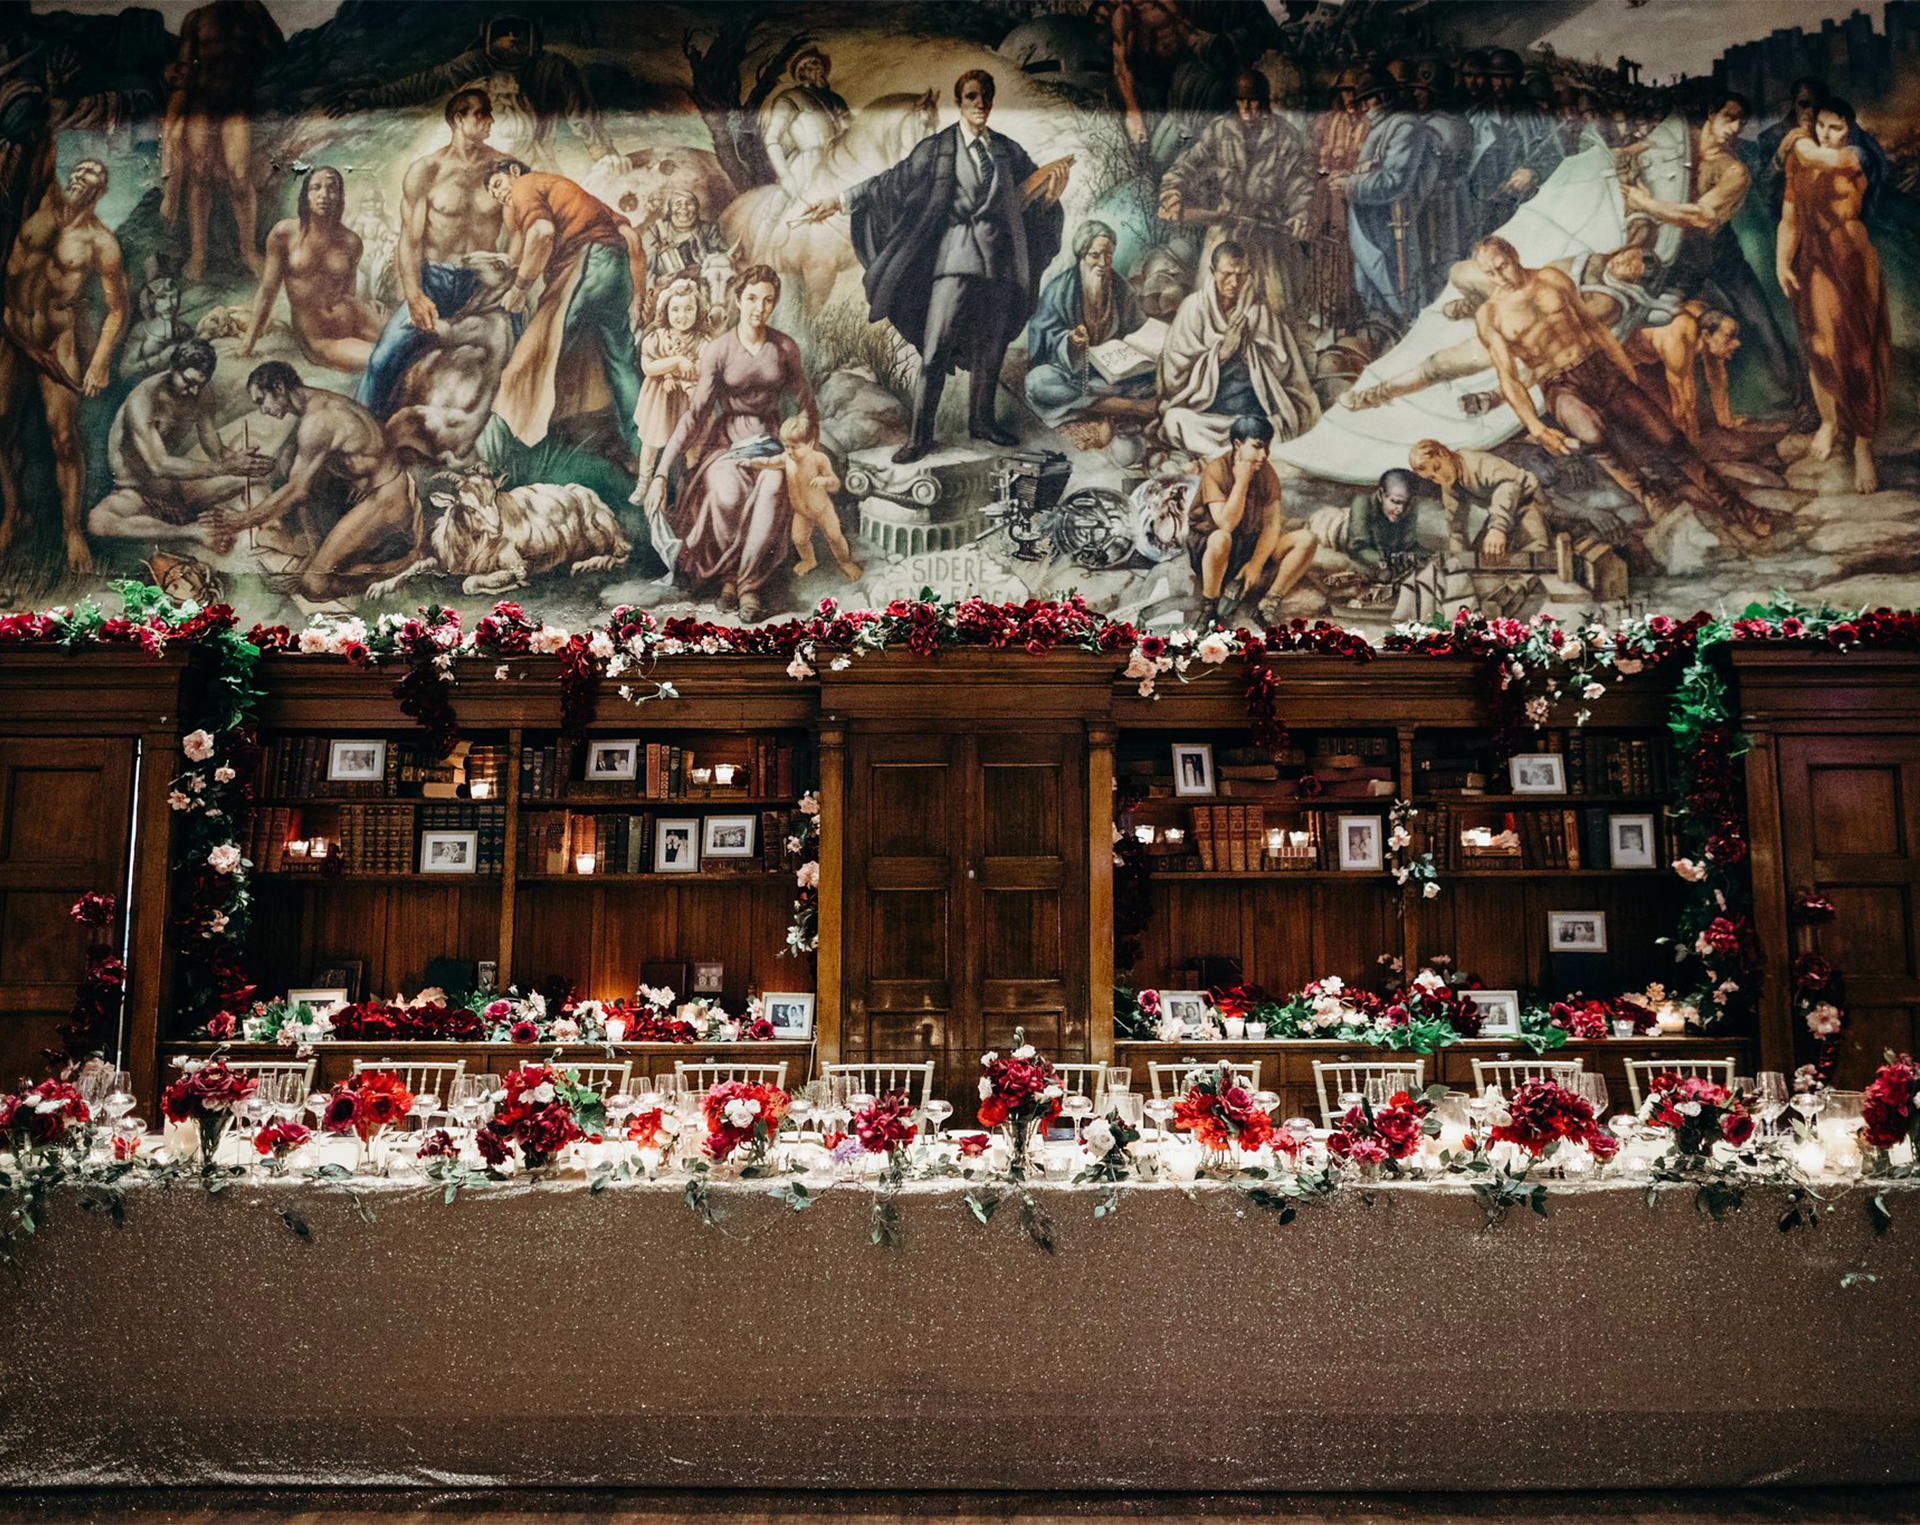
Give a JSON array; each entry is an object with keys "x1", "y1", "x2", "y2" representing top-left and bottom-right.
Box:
[{"x1": 3, "y1": 1176, "x2": 1916, "y2": 1490}]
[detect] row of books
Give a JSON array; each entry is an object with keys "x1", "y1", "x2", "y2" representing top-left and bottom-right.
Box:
[
  {"x1": 1564, "y1": 733, "x2": 1668, "y2": 795},
  {"x1": 518, "y1": 737, "x2": 801, "y2": 800},
  {"x1": 1423, "y1": 805, "x2": 1678, "y2": 871},
  {"x1": 249, "y1": 802, "x2": 508, "y2": 874},
  {"x1": 1172, "y1": 806, "x2": 1330, "y2": 873}
]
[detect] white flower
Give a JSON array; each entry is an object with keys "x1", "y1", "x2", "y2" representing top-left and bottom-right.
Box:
[
  {"x1": 795, "y1": 861, "x2": 819, "y2": 889},
  {"x1": 1582, "y1": 682, "x2": 1605, "y2": 701},
  {"x1": 1804, "y1": 1002, "x2": 1843, "y2": 1037},
  {"x1": 297, "y1": 630, "x2": 330, "y2": 654},
  {"x1": 1672, "y1": 858, "x2": 1708, "y2": 883},
  {"x1": 1041, "y1": 1084, "x2": 1062, "y2": 1099},
  {"x1": 1412, "y1": 968, "x2": 1446, "y2": 993},
  {"x1": 830, "y1": 655, "x2": 852, "y2": 671},
  {"x1": 1012, "y1": 1043, "x2": 1035, "y2": 1060},
  {"x1": 588, "y1": 630, "x2": 615, "y2": 661},
  {"x1": 1561, "y1": 639, "x2": 1584, "y2": 661},
  {"x1": 1388, "y1": 826, "x2": 1411, "y2": 851},
  {"x1": 799, "y1": 793, "x2": 820, "y2": 817},
  {"x1": 207, "y1": 844, "x2": 242, "y2": 874},
  {"x1": 494, "y1": 664, "x2": 510, "y2": 681},
  {"x1": 1614, "y1": 656, "x2": 1644, "y2": 676},
  {"x1": 1156, "y1": 1012, "x2": 1187, "y2": 1041},
  {"x1": 786, "y1": 653, "x2": 815, "y2": 680},
  {"x1": 168, "y1": 789, "x2": 191, "y2": 811},
  {"x1": 213, "y1": 765, "x2": 235, "y2": 784},
  {"x1": 722, "y1": 1097, "x2": 762, "y2": 1128},
  {"x1": 1422, "y1": 880, "x2": 1441, "y2": 899},
  {"x1": 182, "y1": 729, "x2": 215, "y2": 762},
  {"x1": 1679, "y1": 1100, "x2": 1702, "y2": 1118},
  {"x1": 207, "y1": 910, "x2": 228, "y2": 934},
  {"x1": 1084, "y1": 1118, "x2": 1116, "y2": 1157},
  {"x1": 1196, "y1": 632, "x2": 1232, "y2": 664},
  {"x1": 980, "y1": 1051, "x2": 997, "y2": 1068},
  {"x1": 527, "y1": 1082, "x2": 557, "y2": 1105},
  {"x1": 529, "y1": 627, "x2": 572, "y2": 655},
  {"x1": 1524, "y1": 696, "x2": 1550, "y2": 724},
  {"x1": 785, "y1": 836, "x2": 802, "y2": 854},
  {"x1": 978, "y1": 1076, "x2": 994, "y2": 1099},
  {"x1": 551, "y1": 1017, "x2": 580, "y2": 1041}
]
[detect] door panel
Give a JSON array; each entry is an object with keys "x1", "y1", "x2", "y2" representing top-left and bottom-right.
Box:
[
  {"x1": 0, "y1": 740, "x2": 136, "y2": 1085},
  {"x1": 844, "y1": 727, "x2": 1089, "y2": 1108},
  {"x1": 1779, "y1": 738, "x2": 1920, "y2": 1083}
]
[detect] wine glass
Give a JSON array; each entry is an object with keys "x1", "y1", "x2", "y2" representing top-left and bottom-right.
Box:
[
  {"x1": 1574, "y1": 1071, "x2": 1609, "y2": 1120},
  {"x1": 1105, "y1": 1067, "x2": 1132, "y2": 1098},
  {"x1": 923, "y1": 1098, "x2": 953, "y2": 1141},
  {"x1": 1467, "y1": 1091, "x2": 1494, "y2": 1135},
  {"x1": 1754, "y1": 1072, "x2": 1789, "y2": 1136},
  {"x1": 1110, "y1": 1093, "x2": 1144, "y2": 1130},
  {"x1": 1339, "y1": 1089, "x2": 1365, "y2": 1119},
  {"x1": 100, "y1": 1070, "x2": 137, "y2": 1124},
  {"x1": 1144, "y1": 1097, "x2": 1173, "y2": 1142},
  {"x1": 1363, "y1": 1077, "x2": 1399, "y2": 1108},
  {"x1": 1792, "y1": 1084, "x2": 1826, "y2": 1131},
  {"x1": 1253, "y1": 1089, "x2": 1281, "y2": 1117},
  {"x1": 1284, "y1": 1116, "x2": 1314, "y2": 1153},
  {"x1": 413, "y1": 1092, "x2": 441, "y2": 1135},
  {"x1": 1063, "y1": 1091, "x2": 1094, "y2": 1144}
]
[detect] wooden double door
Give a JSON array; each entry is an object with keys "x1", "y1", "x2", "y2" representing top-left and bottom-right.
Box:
[{"x1": 840, "y1": 727, "x2": 1090, "y2": 1108}]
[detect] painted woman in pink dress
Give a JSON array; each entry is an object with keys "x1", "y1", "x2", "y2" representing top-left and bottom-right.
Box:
[{"x1": 642, "y1": 264, "x2": 815, "y2": 622}]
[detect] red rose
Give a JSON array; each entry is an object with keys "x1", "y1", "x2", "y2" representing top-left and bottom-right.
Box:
[
  {"x1": 322, "y1": 1093, "x2": 359, "y2": 1133},
  {"x1": 509, "y1": 1019, "x2": 539, "y2": 1044},
  {"x1": 956, "y1": 1133, "x2": 990, "y2": 1157},
  {"x1": 204, "y1": 1012, "x2": 237, "y2": 1041},
  {"x1": 1720, "y1": 1112, "x2": 1755, "y2": 1148}
]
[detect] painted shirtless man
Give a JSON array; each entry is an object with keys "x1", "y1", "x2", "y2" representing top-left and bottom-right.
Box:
[
  {"x1": 1470, "y1": 235, "x2": 1774, "y2": 548},
  {"x1": 227, "y1": 361, "x2": 421, "y2": 602},
  {"x1": 358, "y1": 87, "x2": 508, "y2": 420},
  {"x1": 0, "y1": 158, "x2": 129, "y2": 572},
  {"x1": 90, "y1": 338, "x2": 271, "y2": 549}
]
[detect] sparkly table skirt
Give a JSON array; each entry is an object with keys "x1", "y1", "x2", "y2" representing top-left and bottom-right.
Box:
[{"x1": 4, "y1": 1176, "x2": 1917, "y2": 1490}]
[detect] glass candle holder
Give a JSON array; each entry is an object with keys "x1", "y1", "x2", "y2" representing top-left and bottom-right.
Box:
[{"x1": 575, "y1": 852, "x2": 597, "y2": 876}]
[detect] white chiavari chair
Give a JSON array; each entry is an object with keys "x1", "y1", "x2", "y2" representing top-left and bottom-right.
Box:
[
  {"x1": 822, "y1": 1062, "x2": 935, "y2": 1123},
  {"x1": 1312, "y1": 1060, "x2": 1424, "y2": 1126},
  {"x1": 1624, "y1": 1057, "x2": 1737, "y2": 1110},
  {"x1": 675, "y1": 1060, "x2": 791, "y2": 1094},
  {"x1": 563, "y1": 1061, "x2": 634, "y2": 1096},
  {"x1": 1470, "y1": 1058, "x2": 1584, "y2": 1095},
  {"x1": 1148, "y1": 1059, "x2": 1262, "y2": 1103},
  {"x1": 228, "y1": 1057, "x2": 317, "y2": 1097}
]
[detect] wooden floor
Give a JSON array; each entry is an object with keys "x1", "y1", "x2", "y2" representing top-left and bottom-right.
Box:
[{"x1": 2, "y1": 1491, "x2": 1919, "y2": 1524}]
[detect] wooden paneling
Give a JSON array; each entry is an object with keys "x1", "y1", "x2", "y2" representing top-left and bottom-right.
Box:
[{"x1": 0, "y1": 739, "x2": 135, "y2": 1086}]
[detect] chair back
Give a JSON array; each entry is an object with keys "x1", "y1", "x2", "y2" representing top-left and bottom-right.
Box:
[
  {"x1": 1052, "y1": 1062, "x2": 1107, "y2": 1099},
  {"x1": 1311, "y1": 1060, "x2": 1424, "y2": 1126},
  {"x1": 675, "y1": 1060, "x2": 791, "y2": 1094},
  {"x1": 1623, "y1": 1057, "x2": 1738, "y2": 1110},
  {"x1": 229, "y1": 1058, "x2": 317, "y2": 1096},
  {"x1": 1470, "y1": 1058, "x2": 1584, "y2": 1095},
  {"x1": 1147, "y1": 1059, "x2": 1262, "y2": 1102},
  {"x1": 564, "y1": 1061, "x2": 634, "y2": 1096},
  {"x1": 350, "y1": 1058, "x2": 466, "y2": 1102},
  {"x1": 822, "y1": 1062, "x2": 935, "y2": 1121}
]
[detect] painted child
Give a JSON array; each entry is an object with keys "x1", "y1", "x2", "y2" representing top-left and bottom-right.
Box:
[
  {"x1": 759, "y1": 412, "x2": 862, "y2": 582},
  {"x1": 630, "y1": 276, "x2": 706, "y2": 504}
]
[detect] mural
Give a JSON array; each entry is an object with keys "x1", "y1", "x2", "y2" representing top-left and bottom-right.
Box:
[{"x1": 1, "y1": 0, "x2": 1918, "y2": 634}]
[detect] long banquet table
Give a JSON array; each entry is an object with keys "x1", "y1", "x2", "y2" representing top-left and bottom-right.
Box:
[{"x1": 4, "y1": 1173, "x2": 1917, "y2": 1491}]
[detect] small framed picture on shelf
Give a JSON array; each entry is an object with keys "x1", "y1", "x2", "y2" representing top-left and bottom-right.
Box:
[
  {"x1": 693, "y1": 960, "x2": 724, "y2": 994},
  {"x1": 585, "y1": 739, "x2": 639, "y2": 781},
  {"x1": 654, "y1": 818, "x2": 700, "y2": 873},
  {"x1": 327, "y1": 739, "x2": 386, "y2": 783},
  {"x1": 1465, "y1": 988, "x2": 1522, "y2": 1037},
  {"x1": 763, "y1": 991, "x2": 815, "y2": 1039},
  {"x1": 1154, "y1": 989, "x2": 1210, "y2": 1032},
  {"x1": 1608, "y1": 812, "x2": 1657, "y2": 870},
  {"x1": 286, "y1": 987, "x2": 349, "y2": 1017},
  {"x1": 310, "y1": 956, "x2": 364, "y2": 1003},
  {"x1": 1171, "y1": 742, "x2": 1215, "y2": 798},
  {"x1": 1508, "y1": 753, "x2": 1566, "y2": 795},
  {"x1": 1336, "y1": 814, "x2": 1383, "y2": 871},
  {"x1": 701, "y1": 814, "x2": 756, "y2": 858},
  {"x1": 1547, "y1": 911, "x2": 1609, "y2": 953},
  {"x1": 476, "y1": 960, "x2": 499, "y2": 993},
  {"x1": 420, "y1": 829, "x2": 479, "y2": 874}
]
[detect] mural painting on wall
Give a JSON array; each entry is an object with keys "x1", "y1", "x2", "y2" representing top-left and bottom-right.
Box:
[{"x1": 0, "y1": 0, "x2": 1915, "y2": 633}]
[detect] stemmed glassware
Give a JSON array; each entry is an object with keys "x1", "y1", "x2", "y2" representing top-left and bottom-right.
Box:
[
  {"x1": 1062, "y1": 1090, "x2": 1094, "y2": 1146},
  {"x1": 922, "y1": 1097, "x2": 953, "y2": 1142},
  {"x1": 1363, "y1": 1078, "x2": 1400, "y2": 1109},
  {"x1": 1144, "y1": 1096, "x2": 1173, "y2": 1142},
  {"x1": 1573, "y1": 1071, "x2": 1609, "y2": 1120},
  {"x1": 1754, "y1": 1072, "x2": 1789, "y2": 1138},
  {"x1": 449, "y1": 1074, "x2": 493, "y2": 1154}
]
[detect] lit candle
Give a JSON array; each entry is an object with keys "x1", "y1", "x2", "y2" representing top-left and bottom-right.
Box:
[
  {"x1": 691, "y1": 767, "x2": 713, "y2": 787},
  {"x1": 604, "y1": 1015, "x2": 627, "y2": 1043},
  {"x1": 470, "y1": 779, "x2": 494, "y2": 800},
  {"x1": 1134, "y1": 824, "x2": 1156, "y2": 844},
  {"x1": 575, "y1": 852, "x2": 597, "y2": 876},
  {"x1": 1655, "y1": 1002, "x2": 1686, "y2": 1035},
  {"x1": 1264, "y1": 828, "x2": 1284, "y2": 855},
  {"x1": 713, "y1": 764, "x2": 737, "y2": 786},
  {"x1": 286, "y1": 839, "x2": 310, "y2": 859},
  {"x1": 1164, "y1": 828, "x2": 1185, "y2": 845},
  {"x1": 1289, "y1": 830, "x2": 1310, "y2": 848}
]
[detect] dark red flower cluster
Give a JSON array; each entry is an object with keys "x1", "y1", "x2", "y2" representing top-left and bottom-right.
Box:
[
  {"x1": 852, "y1": 1089, "x2": 918, "y2": 1154},
  {"x1": 1327, "y1": 1090, "x2": 1430, "y2": 1165},
  {"x1": 69, "y1": 892, "x2": 115, "y2": 927},
  {"x1": 1862, "y1": 1054, "x2": 1920, "y2": 1152},
  {"x1": 413, "y1": 1128, "x2": 460, "y2": 1160},
  {"x1": 469, "y1": 601, "x2": 535, "y2": 656},
  {"x1": 977, "y1": 1043, "x2": 1062, "y2": 1130},
  {"x1": 1638, "y1": 1073, "x2": 1756, "y2": 1154},
  {"x1": 1792, "y1": 954, "x2": 1835, "y2": 994},
  {"x1": 160, "y1": 1058, "x2": 257, "y2": 1123},
  {"x1": 1171, "y1": 1064, "x2": 1275, "y2": 1152},
  {"x1": 391, "y1": 609, "x2": 462, "y2": 757},
  {"x1": 477, "y1": 1063, "x2": 587, "y2": 1167},
  {"x1": 1792, "y1": 891, "x2": 1837, "y2": 924},
  {"x1": 326, "y1": 1002, "x2": 488, "y2": 1042},
  {"x1": 0, "y1": 1079, "x2": 92, "y2": 1147},
  {"x1": 1490, "y1": 1078, "x2": 1617, "y2": 1159},
  {"x1": 598, "y1": 999, "x2": 698, "y2": 1044},
  {"x1": 320, "y1": 1070, "x2": 415, "y2": 1142},
  {"x1": 699, "y1": 1079, "x2": 791, "y2": 1162},
  {"x1": 253, "y1": 1119, "x2": 311, "y2": 1159},
  {"x1": 1548, "y1": 995, "x2": 1657, "y2": 1040}
]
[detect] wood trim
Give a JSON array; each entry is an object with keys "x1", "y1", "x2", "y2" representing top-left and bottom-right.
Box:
[
  {"x1": 1742, "y1": 727, "x2": 1794, "y2": 1074},
  {"x1": 498, "y1": 726, "x2": 523, "y2": 988},
  {"x1": 1088, "y1": 723, "x2": 1116, "y2": 1069},
  {"x1": 125, "y1": 726, "x2": 181, "y2": 1111},
  {"x1": 814, "y1": 722, "x2": 846, "y2": 1067}
]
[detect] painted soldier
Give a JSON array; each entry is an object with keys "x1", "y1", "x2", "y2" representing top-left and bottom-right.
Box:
[{"x1": 1338, "y1": 68, "x2": 1440, "y2": 330}]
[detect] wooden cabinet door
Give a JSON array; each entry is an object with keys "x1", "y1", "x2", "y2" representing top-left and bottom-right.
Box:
[
  {"x1": 0, "y1": 739, "x2": 135, "y2": 1083},
  {"x1": 1776, "y1": 736, "x2": 1920, "y2": 1083},
  {"x1": 843, "y1": 727, "x2": 1089, "y2": 1108}
]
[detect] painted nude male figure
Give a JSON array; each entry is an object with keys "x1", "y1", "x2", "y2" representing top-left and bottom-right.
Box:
[{"x1": 0, "y1": 158, "x2": 128, "y2": 572}]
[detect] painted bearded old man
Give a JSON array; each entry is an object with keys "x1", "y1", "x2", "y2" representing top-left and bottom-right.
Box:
[
  {"x1": 1157, "y1": 240, "x2": 1318, "y2": 457},
  {"x1": 1023, "y1": 219, "x2": 1154, "y2": 426}
]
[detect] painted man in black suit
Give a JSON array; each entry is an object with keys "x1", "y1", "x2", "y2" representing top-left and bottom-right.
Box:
[{"x1": 806, "y1": 69, "x2": 1067, "y2": 463}]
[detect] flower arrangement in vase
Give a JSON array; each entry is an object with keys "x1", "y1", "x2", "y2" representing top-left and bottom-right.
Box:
[
  {"x1": 160, "y1": 1058, "x2": 257, "y2": 1167},
  {"x1": 1327, "y1": 1088, "x2": 1436, "y2": 1177},
  {"x1": 321, "y1": 1069, "x2": 415, "y2": 1172},
  {"x1": 977, "y1": 1032, "x2": 1062, "y2": 1177},
  {"x1": 252, "y1": 1119, "x2": 311, "y2": 1174},
  {"x1": 1170, "y1": 1061, "x2": 1273, "y2": 1168},
  {"x1": 1636, "y1": 1072, "x2": 1757, "y2": 1165},
  {"x1": 1489, "y1": 1078, "x2": 1617, "y2": 1167},
  {"x1": 1861, "y1": 1053, "x2": 1920, "y2": 1168},
  {"x1": 476, "y1": 1064, "x2": 604, "y2": 1171},
  {"x1": 699, "y1": 1079, "x2": 791, "y2": 1168},
  {"x1": 851, "y1": 1089, "x2": 918, "y2": 1178},
  {"x1": 0, "y1": 1079, "x2": 92, "y2": 1155}
]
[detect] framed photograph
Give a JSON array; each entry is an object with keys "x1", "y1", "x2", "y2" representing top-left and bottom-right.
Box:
[
  {"x1": 420, "y1": 829, "x2": 479, "y2": 874},
  {"x1": 1608, "y1": 812, "x2": 1657, "y2": 870},
  {"x1": 585, "y1": 740, "x2": 639, "y2": 782},
  {"x1": 1508, "y1": 753, "x2": 1566, "y2": 795},
  {"x1": 1171, "y1": 742, "x2": 1215, "y2": 798},
  {"x1": 701, "y1": 814, "x2": 756, "y2": 858},
  {"x1": 1154, "y1": 989, "x2": 1210, "y2": 1032},
  {"x1": 327, "y1": 739, "x2": 386, "y2": 783},
  {"x1": 310, "y1": 956, "x2": 364, "y2": 1003},
  {"x1": 1466, "y1": 988, "x2": 1522, "y2": 1037},
  {"x1": 1548, "y1": 911, "x2": 1609, "y2": 953},
  {"x1": 654, "y1": 818, "x2": 700, "y2": 874},
  {"x1": 693, "y1": 960, "x2": 724, "y2": 994},
  {"x1": 286, "y1": 987, "x2": 349, "y2": 1016},
  {"x1": 1336, "y1": 813, "x2": 1383, "y2": 872},
  {"x1": 763, "y1": 991, "x2": 815, "y2": 1039},
  {"x1": 476, "y1": 960, "x2": 499, "y2": 993}
]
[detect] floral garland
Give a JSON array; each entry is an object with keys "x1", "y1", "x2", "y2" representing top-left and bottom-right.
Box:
[
  {"x1": 54, "y1": 893, "x2": 125, "y2": 1072},
  {"x1": 784, "y1": 792, "x2": 822, "y2": 956}
]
